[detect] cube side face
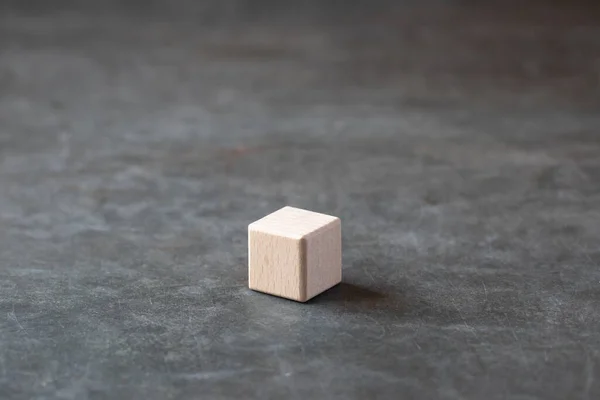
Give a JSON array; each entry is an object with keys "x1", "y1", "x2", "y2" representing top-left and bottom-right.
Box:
[
  {"x1": 248, "y1": 228, "x2": 306, "y2": 301},
  {"x1": 305, "y1": 219, "x2": 342, "y2": 301}
]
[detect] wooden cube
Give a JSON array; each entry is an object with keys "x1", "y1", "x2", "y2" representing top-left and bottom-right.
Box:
[{"x1": 248, "y1": 206, "x2": 342, "y2": 302}]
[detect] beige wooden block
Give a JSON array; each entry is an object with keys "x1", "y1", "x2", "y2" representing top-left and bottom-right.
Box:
[{"x1": 248, "y1": 206, "x2": 342, "y2": 302}]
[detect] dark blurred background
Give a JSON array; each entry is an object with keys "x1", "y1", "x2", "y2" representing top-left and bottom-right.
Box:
[{"x1": 0, "y1": 1, "x2": 599, "y2": 399}]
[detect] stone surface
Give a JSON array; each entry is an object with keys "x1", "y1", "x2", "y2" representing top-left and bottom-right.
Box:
[{"x1": 1, "y1": 1, "x2": 600, "y2": 399}]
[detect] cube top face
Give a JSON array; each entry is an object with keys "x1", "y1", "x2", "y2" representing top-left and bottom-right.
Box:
[
  {"x1": 248, "y1": 206, "x2": 342, "y2": 302},
  {"x1": 248, "y1": 206, "x2": 339, "y2": 240}
]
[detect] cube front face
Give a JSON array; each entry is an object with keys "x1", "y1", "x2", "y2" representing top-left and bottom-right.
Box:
[
  {"x1": 248, "y1": 229, "x2": 306, "y2": 301},
  {"x1": 248, "y1": 206, "x2": 342, "y2": 302}
]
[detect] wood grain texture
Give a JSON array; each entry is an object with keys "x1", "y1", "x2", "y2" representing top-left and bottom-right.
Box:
[{"x1": 248, "y1": 206, "x2": 342, "y2": 302}]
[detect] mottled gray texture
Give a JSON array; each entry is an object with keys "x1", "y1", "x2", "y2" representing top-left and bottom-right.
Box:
[{"x1": 1, "y1": 1, "x2": 600, "y2": 399}]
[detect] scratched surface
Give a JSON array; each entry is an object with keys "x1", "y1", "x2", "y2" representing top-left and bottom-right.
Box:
[{"x1": 1, "y1": 1, "x2": 600, "y2": 399}]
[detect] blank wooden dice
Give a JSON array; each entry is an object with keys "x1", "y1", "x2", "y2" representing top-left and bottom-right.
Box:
[{"x1": 248, "y1": 206, "x2": 342, "y2": 302}]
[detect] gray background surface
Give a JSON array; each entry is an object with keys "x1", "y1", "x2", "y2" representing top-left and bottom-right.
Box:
[{"x1": 1, "y1": 1, "x2": 600, "y2": 399}]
